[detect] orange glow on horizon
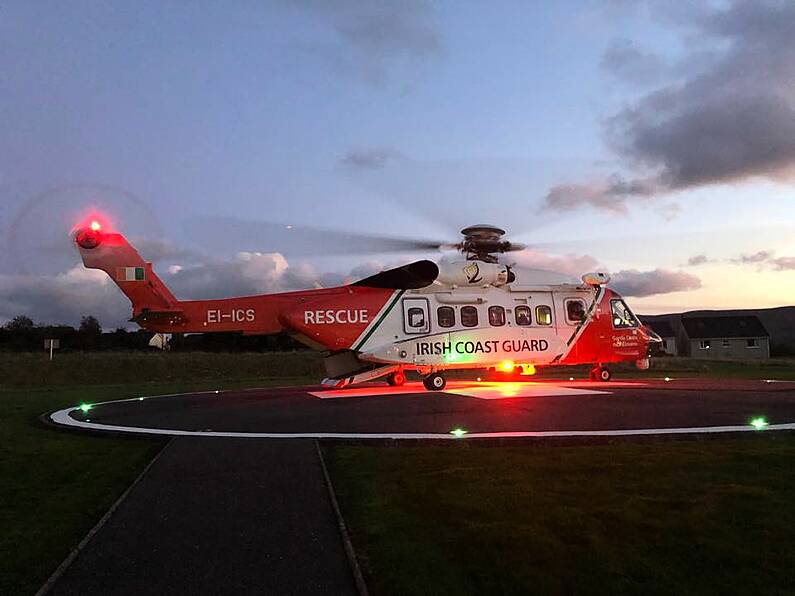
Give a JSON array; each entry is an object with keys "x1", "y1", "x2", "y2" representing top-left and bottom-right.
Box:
[{"x1": 500, "y1": 360, "x2": 514, "y2": 371}]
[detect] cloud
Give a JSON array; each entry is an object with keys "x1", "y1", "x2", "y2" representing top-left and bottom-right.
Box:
[
  {"x1": 771, "y1": 257, "x2": 795, "y2": 271},
  {"x1": 340, "y1": 147, "x2": 403, "y2": 170},
  {"x1": 544, "y1": 0, "x2": 795, "y2": 213},
  {"x1": 0, "y1": 266, "x2": 130, "y2": 328},
  {"x1": 611, "y1": 268, "x2": 701, "y2": 297},
  {"x1": 542, "y1": 176, "x2": 657, "y2": 213},
  {"x1": 730, "y1": 250, "x2": 795, "y2": 270},
  {"x1": 686, "y1": 254, "x2": 709, "y2": 266},
  {"x1": 600, "y1": 39, "x2": 667, "y2": 85},
  {"x1": 289, "y1": 0, "x2": 441, "y2": 84},
  {"x1": 509, "y1": 250, "x2": 600, "y2": 278},
  {"x1": 732, "y1": 250, "x2": 773, "y2": 265}
]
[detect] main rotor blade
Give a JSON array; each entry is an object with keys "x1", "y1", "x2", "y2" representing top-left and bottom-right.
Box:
[{"x1": 183, "y1": 216, "x2": 449, "y2": 257}]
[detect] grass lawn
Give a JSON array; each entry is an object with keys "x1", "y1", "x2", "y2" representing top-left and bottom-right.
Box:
[
  {"x1": 328, "y1": 438, "x2": 795, "y2": 596},
  {"x1": 1, "y1": 351, "x2": 793, "y2": 594},
  {"x1": 0, "y1": 351, "x2": 316, "y2": 595}
]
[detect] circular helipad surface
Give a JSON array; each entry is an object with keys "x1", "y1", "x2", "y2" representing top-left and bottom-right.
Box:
[{"x1": 49, "y1": 378, "x2": 795, "y2": 439}]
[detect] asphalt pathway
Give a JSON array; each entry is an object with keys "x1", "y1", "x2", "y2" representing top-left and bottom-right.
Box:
[{"x1": 47, "y1": 438, "x2": 357, "y2": 596}]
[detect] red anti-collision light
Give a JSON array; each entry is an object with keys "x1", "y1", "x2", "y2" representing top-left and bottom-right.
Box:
[{"x1": 75, "y1": 228, "x2": 102, "y2": 249}]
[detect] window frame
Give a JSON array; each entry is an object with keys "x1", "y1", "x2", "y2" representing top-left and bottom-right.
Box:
[
  {"x1": 436, "y1": 306, "x2": 455, "y2": 329},
  {"x1": 535, "y1": 305, "x2": 552, "y2": 326},
  {"x1": 746, "y1": 338, "x2": 760, "y2": 349},
  {"x1": 515, "y1": 305, "x2": 532, "y2": 326},
  {"x1": 699, "y1": 340, "x2": 711, "y2": 350},
  {"x1": 564, "y1": 298, "x2": 587, "y2": 325},
  {"x1": 460, "y1": 305, "x2": 479, "y2": 328},
  {"x1": 488, "y1": 305, "x2": 506, "y2": 327}
]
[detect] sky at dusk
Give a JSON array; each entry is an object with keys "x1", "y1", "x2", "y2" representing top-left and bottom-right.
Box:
[{"x1": 1, "y1": 0, "x2": 794, "y2": 328}]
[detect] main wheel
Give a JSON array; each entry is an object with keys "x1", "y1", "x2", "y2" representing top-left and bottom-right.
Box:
[
  {"x1": 422, "y1": 373, "x2": 446, "y2": 391},
  {"x1": 387, "y1": 371, "x2": 406, "y2": 386},
  {"x1": 597, "y1": 366, "x2": 612, "y2": 382}
]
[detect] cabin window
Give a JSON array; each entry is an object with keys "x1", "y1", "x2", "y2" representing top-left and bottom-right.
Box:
[
  {"x1": 515, "y1": 305, "x2": 532, "y2": 326},
  {"x1": 746, "y1": 338, "x2": 760, "y2": 348},
  {"x1": 699, "y1": 340, "x2": 711, "y2": 350},
  {"x1": 722, "y1": 339, "x2": 730, "y2": 348},
  {"x1": 407, "y1": 307, "x2": 426, "y2": 329},
  {"x1": 461, "y1": 306, "x2": 478, "y2": 328},
  {"x1": 488, "y1": 305, "x2": 506, "y2": 326},
  {"x1": 565, "y1": 299, "x2": 586, "y2": 324},
  {"x1": 610, "y1": 299, "x2": 638, "y2": 329},
  {"x1": 535, "y1": 305, "x2": 552, "y2": 326},
  {"x1": 437, "y1": 306, "x2": 455, "y2": 328}
]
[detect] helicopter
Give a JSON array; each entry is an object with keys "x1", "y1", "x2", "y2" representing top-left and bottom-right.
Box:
[{"x1": 73, "y1": 219, "x2": 662, "y2": 390}]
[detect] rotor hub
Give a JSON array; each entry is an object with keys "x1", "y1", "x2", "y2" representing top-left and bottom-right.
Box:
[{"x1": 458, "y1": 224, "x2": 522, "y2": 262}]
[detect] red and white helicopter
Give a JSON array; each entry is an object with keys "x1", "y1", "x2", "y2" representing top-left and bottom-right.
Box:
[{"x1": 73, "y1": 220, "x2": 662, "y2": 390}]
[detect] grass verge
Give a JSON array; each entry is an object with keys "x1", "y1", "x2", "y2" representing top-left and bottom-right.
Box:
[
  {"x1": 328, "y1": 438, "x2": 795, "y2": 596},
  {"x1": 0, "y1": 361, "x2": 314, "y2": 595}
]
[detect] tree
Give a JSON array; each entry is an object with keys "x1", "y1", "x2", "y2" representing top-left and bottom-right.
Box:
[
  {"x1": 79, "y1": 316, "x2": 102, "y2": 335},
  {"x1": 6, "y1": 315, "x2": 34, "y2": 331}
]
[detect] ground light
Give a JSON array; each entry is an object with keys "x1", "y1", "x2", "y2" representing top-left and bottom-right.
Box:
[
  {"x1": 450, "y1": 428, "x2": 468, "y2": 438},
  {"x1": 78, "y1": 403, "x2": 92, "y2": 413},
  {"x1": 750, "y1": 417, "x2": 768, "y2": 430}
]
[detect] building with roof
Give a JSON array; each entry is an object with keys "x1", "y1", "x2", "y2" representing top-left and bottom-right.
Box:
[
  {"x1": 679, "y1": 315, "x2": 770, "y2": 360},
  {"x1": 643, "y1": 320, "x2": 677, "y2": 356}
]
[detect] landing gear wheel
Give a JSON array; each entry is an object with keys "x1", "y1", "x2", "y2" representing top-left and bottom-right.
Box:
[
  {"x1": 423, "y1": 373, "x2": 446, "y2": 391},
  {"x1": 589, "y1": 366, "x2": 611, "y2": 382},
  {"x1": 387, "y1": 371, "x2": 406, "y2": 386}
]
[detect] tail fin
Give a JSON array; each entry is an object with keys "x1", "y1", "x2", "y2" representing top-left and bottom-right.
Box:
[{"x1": 74, "y1": 226, "x2": 178, "y2": 317}]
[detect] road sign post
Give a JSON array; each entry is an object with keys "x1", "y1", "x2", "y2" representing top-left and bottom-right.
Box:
[{"x1": 44, "y1": 339, "x2": 60, "y2": 361}]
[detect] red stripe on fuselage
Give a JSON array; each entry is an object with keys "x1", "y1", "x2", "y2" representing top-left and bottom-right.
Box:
[{"x1": 137, "y1": 285, "x2": 395, "y2": 351}]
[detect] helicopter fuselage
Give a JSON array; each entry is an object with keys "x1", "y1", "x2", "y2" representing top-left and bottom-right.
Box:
[{"x1": 74, "y1": 226, "x2": 660, "y2": 387}]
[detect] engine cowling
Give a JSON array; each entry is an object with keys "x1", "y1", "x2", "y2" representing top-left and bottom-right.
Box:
[
  {"x1": 436, "y1": 260, "x2": 509, "y2": 287},
  {"x1": 582, "y1": 272, "x2": 611, "y2": 286}
]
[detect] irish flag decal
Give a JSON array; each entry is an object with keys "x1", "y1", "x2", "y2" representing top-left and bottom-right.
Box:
[{"x1": 116, "y1": 267, "x2": 145, "y2": 282}]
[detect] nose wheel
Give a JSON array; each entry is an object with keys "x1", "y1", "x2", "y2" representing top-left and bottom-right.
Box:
[
  {"x1": 387, "y1": 371, "x2": 406, "y2": 386},
  {"x1": 422, "y1": 373, "x2": 447, "y2": 391},
  {"x1": 590, "y1": 365, "x2": 612, "y2": 382}
]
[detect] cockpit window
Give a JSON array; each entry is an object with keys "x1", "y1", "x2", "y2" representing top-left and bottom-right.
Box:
[{"x1": 611, "y1": 299, "x2": 639, "y2": 329}]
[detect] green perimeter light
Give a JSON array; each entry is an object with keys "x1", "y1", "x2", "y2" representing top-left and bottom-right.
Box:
[
  {"x1": 78, "y1": 403, "x2": 93, "y2": 413},
  {"x1": 750, "y1": 417, "x2": 768, "y2": 430},
  {"x1": 450, "y1": 428, "x2": 468, "y2": 438}
]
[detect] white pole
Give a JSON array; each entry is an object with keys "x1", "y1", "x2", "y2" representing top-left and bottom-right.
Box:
[{"x1": 49, "y1": 341, "x2": 54, "y2": 361}]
